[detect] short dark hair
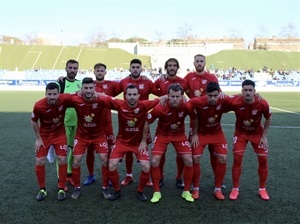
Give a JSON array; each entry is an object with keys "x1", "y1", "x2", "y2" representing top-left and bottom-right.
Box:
[
  {"x1": 242, "y1": 79, "x2": 255, "y2": 88},
  {"x1": 206, "y1": 82, "x2": 220, "y2": 93},
  {"x1": 164, "y1": 58, "x2": 180, "y2": 70},
  {"x1": 168, "y1": 83, "x2": 184, "y2": 95},
  {"x1": 82, "y1": 77, "x2": 94, "y2": 85},
  {"x1": 194, "y1": 54, "x2": 206, "y2": 60},
  {"x1": 126, "y1": 84, "x2": 138, "y2": 93},
  {"x1": 94, "y1": 63, "x2": 107, "y2": 70},
  {"x1": 130, "y1": 59, "x2": 142, "y2": 66},
  {"x1": 46, "y1": 82, "x2": 60, "y2": 92},
  {"x1": 66, "y1": 59, "x2": 79, "y2": 67}
]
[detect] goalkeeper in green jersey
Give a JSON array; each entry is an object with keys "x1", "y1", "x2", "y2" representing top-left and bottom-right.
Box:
[{"x1": 57, "y1": 59, "x2": 82, "y2": 189}]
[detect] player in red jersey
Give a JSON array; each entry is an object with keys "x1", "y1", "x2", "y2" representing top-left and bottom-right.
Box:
[
  {"x1": 228, "y1": 79, "x2": 272, "y2": 201},
  {"x1": 107, "y1": 84, "x2": 166, "y2": 202},
  {"x1": 69, "y1": 77, "x2": 112, "y2": 200},
  {"x1": 154, "y1": 58, "x2": 188, "y2": 188},
  {"x1": 184, "y1": 54, "x2": 226, "y2": 189},
  {"x1": 116, "y1": 59, "x2": 160, "y2": 187},
  {"x1": 32, "y1": 82, "x2": 73, "y2": 201},
  {"x1": 139, "y1": 83, "x2": 195, "y2": 203},
  {"x1": 83, "y1": 63, "x2": 119, "y2": 186},
  {"x1": 187, "y1": 82, "x2": 231, "y2": 200}
]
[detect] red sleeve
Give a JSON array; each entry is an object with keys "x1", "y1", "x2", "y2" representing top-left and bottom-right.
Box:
[
  {"x1": 146, "y1": 105, "x2": 160, "y2": 124},
  {"x1": 143, "y1": 98, "x2": 160, "y2": 111},
  {"x1": 149, "y1": 80, "x2": 160, "y2": 96}
]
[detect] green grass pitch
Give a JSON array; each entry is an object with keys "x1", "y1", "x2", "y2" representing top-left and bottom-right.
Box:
[{"x1": 0, "y1": 91, "x2": 299, "y2": 223}]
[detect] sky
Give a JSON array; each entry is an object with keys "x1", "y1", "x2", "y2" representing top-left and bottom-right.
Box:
[{"x1": 0, "y1": 0, "x2": 299, "y2": 46}]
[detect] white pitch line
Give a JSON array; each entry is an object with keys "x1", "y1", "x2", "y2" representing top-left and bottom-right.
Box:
[{"x1": 270, "y1": 107, "x2": 300, "y2": 115}]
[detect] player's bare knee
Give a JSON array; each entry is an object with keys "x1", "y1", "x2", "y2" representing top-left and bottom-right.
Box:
[
  {"x1": 141, "y1": 163, "x2": 150, "y2": 172},
  {"x1": 151, "y1": 156, "x2": 160, "y2": 167},
  {"x1": 192, "y1": 155, "x2": 201, "y2": 164},
  {"x1": 36, "y1": 157, "x2": 45, "y2": 166},
  {"x1": 217, "y1": 155, "x2": 227, "y2": 163},
  {"x1": 108, "y1": 160, "x2": 118, "y2": 171}
]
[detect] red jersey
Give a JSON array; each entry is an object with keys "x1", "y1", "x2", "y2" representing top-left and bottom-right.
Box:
[
  {"x1": 187, "y1": 96, "x2": 231, "y2": 134},
  {"x1": 69, "y1": 95, "x2": 111, "y2": 140},
  {"x1": 117, "y1": 75, "x2": 159, "y2": 100},
  {"x1": 184, "y1": 71, "x2": 219, "y2": 98},
  {"x1": 95, "y1": 80, "x2": 119, "y2": 96},
  {"x1": 95, "y1": 81, "x2": 119, "y2": 127},
  {"x1": 108, "y1": 98, "x2": 159, "y2": 146},
  {"x1": 147, "y1": 102, "x2": 190, "y2": 136},
  {"x1": 228, "y1": 96, "x2": 272, "y2": 135},
  {"x1": 154, "y1": 76, "x2": 188, "y2": 96},
  {"x1": 31, "y1": 94, "x2": 73, "y2": 138}
]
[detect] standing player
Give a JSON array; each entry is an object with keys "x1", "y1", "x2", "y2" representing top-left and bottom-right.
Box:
[
  {"x1": 117, "y1": 59, "x2": 159, "y2": 187},
  {"x1": 32, "y1": 82, "x2": 73, "y2": 201},
  {"x1": 139, "y1": 83, "x2": 195, "y2": 203},
  {"x1": 57, "y1": 59, "x2": 81, "y2": 188},
  {"x1": 69, "y1": 77, "x2": 111, "y2": 200},
  {"x1": 107, "y1": 84, "x2": 166, "y2": 202},
  {"x1": 187, "y1": 82, "x2": 230, "y2": 200},
  {"x1": 154, "y1": 58, "x2": 188, "y2": 188},
  {"x1": 83, "y1": 63, "x2": 119, "y2": 186},
  {"x1": 228, "y1": 79, "x2": 272, "y2": 201},
  {"x1": 184, "y1": 54, "x2": 225, "y2": 190}
]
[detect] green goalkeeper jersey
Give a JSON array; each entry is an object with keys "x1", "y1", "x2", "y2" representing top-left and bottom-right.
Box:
[{"x1": 59, "y1": 78, "x2": 82, "y2": 126}]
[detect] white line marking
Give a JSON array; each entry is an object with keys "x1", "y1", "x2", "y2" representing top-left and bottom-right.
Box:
[{"x1": 271, "y1": 107, "x2": 300, "y2": 115}]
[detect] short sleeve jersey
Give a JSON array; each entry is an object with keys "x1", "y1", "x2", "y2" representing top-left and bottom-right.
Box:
[
  {"x1": 31, "y1": 94, "x2": 73, "y2": 138},
  {"x1": 228, "y1": 96, "x2": 272, "y2": 135},
  {"x1": 118, "y1": 75, "x2": 159, "y2": 100},
  {"x1": 69, "y1": 95, "x2": 111, "y2": 140},
  {"x1": 147, "y1": 102, "x2": 189, "y2": 136},
  {"x1": 154, "y1": 76, "x2": 188, "y2": 96},
  {"x1": 58, "y1": 78, "x2": 82, "y2": 126},
  {"x1": 184, "y1": 71, "x2": 219, "y2": 98},
  {"x1": 187, "y1": 96, "x2": 231, "y2": 134},
  {"x1": 109, "y1": 98, "x2": 159, "y2": 146}
]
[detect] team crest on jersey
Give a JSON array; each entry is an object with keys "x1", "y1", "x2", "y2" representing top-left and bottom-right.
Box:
[
  {"x1": 127, "y1": 118, "x2": 137, "y2": 127},
  {"x1": 103, "y1": 84, "x2": 108, "y2": 89},
  {"x1": 139, "y1": 84, "x2": 145, "y2": 89},
  {"x1": 58, "y1": 105, "x2": 64, "y2": 111},
  {"x1": 134, "y1": 108, "x2": 140, "y2": 114},
  {"x1": 178, "y1": 112, "x2": 184, "y2": 117},
  {"x1": 252, "y1": 110, "x2": 257, "y2": 115},
  {"x1": 53, "y1": 116, "x2": 61, "y2": 123},
  {"x1": 77, "y1": 84, "x2": 81, "y2": 89},
  {"x1": 170, "y1": 122, "x2": 180, "y2": 130},
  {"x1": 147, "y1": 113, "x2": 152, "y2": 119},
  {"x1": 208, "y1": 117, "x2": 216, "y2": 123},
  {"x1": 243, "y1": 119, "x2": 253, "y2": 126},
  {"x1": 84, "y1": 113, "x2": 95, "y2": 122},
  {"x1": 194, "y1": 89, "x2": 202, "y2": 97},
  {"x1": 202, "y1": 80, "x2": 207, "y2": 85},
  {"x1": 92, "y1": 103, "x2": 98, "y2": 109}
]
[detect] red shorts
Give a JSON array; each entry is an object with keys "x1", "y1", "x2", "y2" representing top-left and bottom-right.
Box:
[
  {"x1": 151, "y1": 134, "x2": 192, "y2": 156},
  {"x1": 103, "y1": 124, "x2": 115, "y2": 148},
  {"x1": 109, "y1": 140, "x2": 150, "y2": 162},
  {"x1": 36, "y1": 134, "x2": 68, "y2": 158},
  {"x1": 232, "y1": 132, "x2": 268, "y2": 155},
  {"x1": 193, "y1": 131, "x2": 228, "y2": 156},
  {"x1": 73, "y1": 135, "x2": 109, "y2": 156}
]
